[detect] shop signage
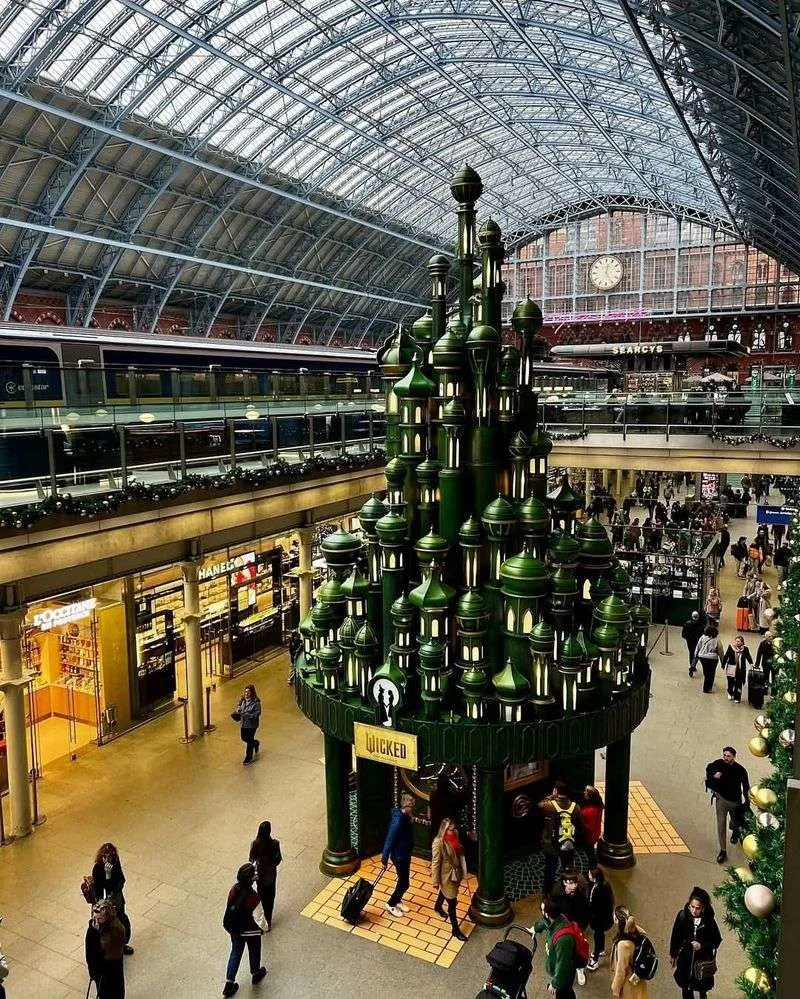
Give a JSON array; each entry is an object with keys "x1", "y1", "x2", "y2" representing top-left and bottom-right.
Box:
[
  {"x1": 757, "y1": 505, "x2": 797, "y2": 526},
  {"x1": 32, "y1": 597, "x2": 97, "y2": 631},
  {"x1": 611, "y1": 343, "x2": 663, "y2": 356},
  {"x1": 354, "y1": 722, "x2": 418, "y2": 770},
  {"x1": 199, "y1": 551, "x2": 255, "y2": 581}
]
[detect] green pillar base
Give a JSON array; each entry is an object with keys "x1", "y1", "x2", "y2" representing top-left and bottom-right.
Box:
[
  {"x1": 320, "y1": 848, "x2": 360, "y2": 878},
  {"x1": 469, "y1": 890, "x2": 514, "y2": 927},
  {"x1": 596, "y1": 836, "x2": 635, "y2": 869}
]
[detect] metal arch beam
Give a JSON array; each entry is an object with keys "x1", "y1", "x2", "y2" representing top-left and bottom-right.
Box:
[
  {"x1": 619, "y1": 2, "x2": 744, "y2": 239},
  {"x1": 775, "y1": 0, "x2": 800, "y2": 196},
  {"x1": 0, "y1": 213, "x2": 425, "y2": 307}
]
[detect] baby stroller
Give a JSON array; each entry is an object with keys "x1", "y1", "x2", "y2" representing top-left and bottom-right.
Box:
[{"x1": 478, "y1": 925, "x2": 537, "y2": 999}]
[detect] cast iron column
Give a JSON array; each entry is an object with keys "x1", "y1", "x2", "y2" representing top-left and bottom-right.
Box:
[
  {"x1": 597, "y1": 733, "x2": 635, "y2": 868},
  {"x1": 470, "y1": 765, "x2": 513, "y2": 926},
  {"x1": 298, "y1": 524, "x2": 314, "y2": 620},
  {"x1": 0, "y1": 607, "x2": 32, "y2": 837},
  {"x1": 320, "y1": 733, "x2": 360, "y2": 877},
  {"x1": 180, "y1": 559, "x2": 204, "y2": 739}
]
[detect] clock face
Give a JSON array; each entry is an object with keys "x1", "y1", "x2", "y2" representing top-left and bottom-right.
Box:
[
  {"x1": 589, "y1": 255, "x2": 624, "y2": 291},
  {"x1": 401, "y1": 764, "x2": 468, "y2": 801}
]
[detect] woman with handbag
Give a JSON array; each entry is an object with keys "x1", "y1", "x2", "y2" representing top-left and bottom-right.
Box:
[
  {"x1": 85, "y1": 899, "x2": 126, "y2": 999},
  {"x1": 91, "y1": 844, "x2": 133, "y2": 955},
  {"x1": 232, "y1": 684, "x2": 261, "y2": 765},
  {"x1": 249, "y1": 820, "x2": 282, "y2": 931},
  {"x1": 610, "y1": 908, "x2": 649, "y2": 999},
  {"x1": 669, "y1": 887, "x2": 722, "y2": 999},
  {"x1": 721, "y1": 636, "x2": 752, "y2": 703},
  {"x1": 431, "y1": 818, "x2": 468, "y2": 942}
]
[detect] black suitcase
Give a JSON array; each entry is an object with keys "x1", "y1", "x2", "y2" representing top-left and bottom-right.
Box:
[{"x1": 340, "y1": 870, "x2": 382, "y2": 924}]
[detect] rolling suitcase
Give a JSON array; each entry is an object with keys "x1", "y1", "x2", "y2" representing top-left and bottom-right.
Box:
[{"x1": 340, "y1": 869, "x2": 382, "y2": 924}]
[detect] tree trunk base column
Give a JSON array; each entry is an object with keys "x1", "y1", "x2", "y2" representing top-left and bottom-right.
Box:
[
  {"x1": 470, "y1": 766, "x2": 513, "y2": 927},
  {"x1": 597, "y1": 732, "x2": 635, "y2": 869},
  {"x1": 320, "y1": 734, "x2": 360, "y2": 878}
]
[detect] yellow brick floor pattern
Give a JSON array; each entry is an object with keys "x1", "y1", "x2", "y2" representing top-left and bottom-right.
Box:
[
  {"x1": 301, "y1": 855, "x2": 477, "y2": 967},
  {"x1": 598, "y1": 780, "x2": 689, "y2": 855}
]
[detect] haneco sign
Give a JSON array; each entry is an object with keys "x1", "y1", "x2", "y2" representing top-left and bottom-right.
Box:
[{"x1": 354, "y1": 722, "x2": 418, "y2": 771}]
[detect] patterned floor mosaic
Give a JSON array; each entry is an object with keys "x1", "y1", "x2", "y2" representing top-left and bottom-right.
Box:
[
  {"x1": 597, "y1": 780, "x2": 689, "y2": 855},
  {"x1": 301, "y1": 854, "x2": 477, "y2": 967}
]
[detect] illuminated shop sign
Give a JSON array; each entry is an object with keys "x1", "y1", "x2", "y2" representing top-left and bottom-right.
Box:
[
  {"x1": 32, "y1": 597, "x2": 97, "y2": 631},
  {"x1": 611, "y1": 344, "x2": 663, "y2": 356},
  {"x1": 199, "y1": 551, "x2": 256, "y2": 581}
]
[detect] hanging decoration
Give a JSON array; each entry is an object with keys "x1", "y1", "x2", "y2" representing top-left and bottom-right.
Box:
[
  {"x1": 708, "y1": 430, "x2": 800, "y2": 449},
  {"x1": 0, "y1": 450, "x2": 386, "y2": 533}
]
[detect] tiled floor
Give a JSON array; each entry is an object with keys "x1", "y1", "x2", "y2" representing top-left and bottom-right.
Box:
[
  {"x1": 597, "y1": 780, "x2": 689, "y2": 855},
  {"x1": 302, "y1": 855, "x2": 476, "y2": 967}
]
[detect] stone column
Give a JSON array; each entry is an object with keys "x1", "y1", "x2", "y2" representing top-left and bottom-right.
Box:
[
  {"x1": 298, "y1": 525, "x2": 314, "y2": 620},
  {"x1": 602, "y1": 469, "x2": 609, "y2": 490},
  {"x1": 585, "y1": 467, "x2": 592, "y2": 502},
  {"x1": 597, "y1": 733, "x2": 635, "y2": 868},
  {"x1": 0, "y1": 608, "x2": 32, "y2": 837},
  {"x1": 181, "y1": 560, "x2": 204, "y2": 739},
  {"x1": 320, "y1": 734, "x2": 359, "y2": 876},
  {"x1": 614, "y1": 469, "x2": 622, "y2": 498},
  {"x1": 470, "y1": 766, "x2": 513, "y2": 926}
]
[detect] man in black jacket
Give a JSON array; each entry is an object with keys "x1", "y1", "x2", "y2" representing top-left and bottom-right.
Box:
[
  {"x1": 681, "y1": 611, "x2": 705, "y2": 676},
  {"x1": 705, "y1": 747, "x2": 750, "y2": 863}
]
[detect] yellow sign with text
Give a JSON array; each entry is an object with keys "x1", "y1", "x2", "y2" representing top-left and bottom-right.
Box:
[{"x1": 353, "y1": 722, "x2": 418, "y2": 771}]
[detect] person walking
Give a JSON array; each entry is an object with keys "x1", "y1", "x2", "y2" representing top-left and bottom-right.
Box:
[
  {"x1": 703, "y1": 587, "x2": 722, "y2": 627},
  {"x1": 681, "y1": 612, "x2": 705, "y2": 677},
  {"x1": 669, "y1": 888, "x2": 722, "y2": 999},
  {"x1": 533, "y1": 897, "x2": 580, "y2": 999},
  {"x1": 579, "y1": 786, "x2": 604, "y2": 868},
  {"x1": 221, "y1": 863, "x2": 267, "y2": 997},
  {"x1": 85, "y1": 899, "x2": 126, "y2": 999},
  {"x1": 586, "y1": 868, "x2": 614, "y2": 972},
  {"x1": 91, "y1": 844, "x2": 133, "y2": 954},
  {"x1": 774, "y1": 541, "x2": 790, "y2": 585},
  {"x1": 539, "y1": 780, "x2": 584, "y2": 896},
  {"x1": 554, "y1": 870, "x2": 590, "y2": 986},
  {"x1": 705, "y1": 746, "x2": 749, "y2": 863},
  {"x1": 248, "y1": 821, "x2": 282, "y2": 932},
  {"x1": 716, "y1": 526, "x2": 730, "y2": 568},
  {"x1": 287, "y1": 630, "x2": 302, "y2": 685},
  {"x1": 757, "y1": 587, "x2": 772, "y2": 635},
  {"x1": 232, "y1": 684, "x2": 261, "y2": 765},
  {"x1": 430, "y1": 818, "x2": 468, "y2": 942},
  {"x1": 381, "y1": 793, "x2": 415, "y2": 918},
  {"x1": 721, "y1": 636, "x2": 752, "y2": 703},
  {"x1": 754, "y1": 633, "x2": 775, "y2": 698},
  {"x1": 611, "y1": 909, "x2": 649, "y2": 999},
  {"x1": 693, "y1": 627, "x2": 723, "y2": 694}
]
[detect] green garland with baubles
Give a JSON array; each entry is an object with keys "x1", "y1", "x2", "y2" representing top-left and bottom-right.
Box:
[
  {"x1": 715, "y1": 515, "x2": 799, "y2": 997},
  {"x1": 0, "y1": 450, "x2": 386, "y2": 532}
]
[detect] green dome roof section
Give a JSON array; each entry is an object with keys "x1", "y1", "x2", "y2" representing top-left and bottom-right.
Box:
[
  {"x1": 411, "y1": 312, "x2": 434, "y2": 345},
  {"x1": 415, "y1": 457, "x2": 442, "y2": 484},
  {"x1": 509, "y1": 430, "x2": 531, "y2": 459},
  {"x1": 577, "y1": 517, "x2": 613, "y2": 563},
  {"x1": 593, "y1": 622, "x2": 621, "y2": 649},
  {"x1": 354, "y1": 622, "x2": 379, "y2": 650},
  {"x1": 384, "y1": 456, "x2": 407, "y2": 487},
  {"x1": 418, "y1": 640, "x2": 446, "y2": 668},
  {"x1": 499, "y1": 550, "x2": 549, "y2": 597},
  {"x1": 477, "y1": 217, "x2": 502, "y2": 245},
  {"x1": 512, "y1": 297, "x2": 544, "y2": 335},
  {"x1": 458, "y1": 515, "x2": 483, "y2": 545},
  {"x1": 530, "y1": 620, "x2": 555, "y2": 654},
  {"x1": 462, "y1": 665, "x2": 488, "y2": 693},
  {"x1": 595, "y1": 595, "x2": 632, "y2": 629},
  {"x1": 630, "y1": 604, "x2": 652, "y2": 628},
  {"x1": 316, "y1": 577, "x2": 344, "y2": 604},
  {"x1": 466, "y1": 323, "x2": 501, "y2": 349},
  {"x1": 492, "y1": 659, "x2": 530, "y2": 699},
  {"x1": 415, "y1": 527, "x2": 449, "y2": 563},
  {"x1": 574, "y1": 627, "x2": 599, "y2": 662},
  {"x1": 481, "y1": 495, "x2": 517, "y2": 528},
  {"x1": 550, "y1": 566, "x2": 578, "y2": 596},
  {"x1": 358, "y1": 494, "x2": 388, "y2": 534},
  {"x1": 393, "y1": 360, "x2": 435, "y2": 399},
  {"x1": 409, "y1": 572, "x2": 455, "y2": 610},
  {"x1": 432, "y1": 325, "x2": 467, "y2": 370},
  {"x1": 456, "y1": 588, "x2": 489, "y2": 620},
  {"x1": 427, "y1": 253, "x2": 451, "y2": 271},
  {"x1": 530, "y1": 431, "x2": 554, "y2": 458},
  {"x1": 450, "y1": 164, "x2": 483, "y2": 203},
  {"x1": 441, "y1": 398, "x2": 466, "y2": 424},
  {"x1": 375, "y1": 510, "x2": 407, "y2": 544},
  {"x1": 517, "y1": 495, "x2": 551, "y2": 534},
  {"x1": 311, "y1": 601, "x2": 334, "y2": 630},
  {"x1": 547, "y1": 474, "x2": 582, "y2": 512},
  {"x1": 560, "y1": 635, "x2": 586, "y2": 665},
  {"x1": 338, "y1": 616, "x2": 358, "y2": 643},
  {"x1": 549, "y1": 531, "x2": 580, "y2": 565},
  {"x1": 377, "y1": 327, "x2": 422, "y2": 375},
  {"x1": 320, "y1": 528, "x2": 362, "y2": 567},
  {"x1": 498, "y1": 345, "x2": 521, "y2": 386},
  {"x1": 391, "y1": 592, "x2": 415, "y2": 622},
  {"x1": 590, "y1": 576, "x2": 614, "y2": 603},
  {"x1": 340, "y1": 568, "x2": 370, "y2": 601}
]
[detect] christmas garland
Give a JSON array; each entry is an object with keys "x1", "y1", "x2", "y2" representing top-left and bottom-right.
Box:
[
  {"x1": 714, "y1": 517, "x2": 799, "y2": 997},
  {"x1": 0, "y1": 450, "x2": 386, "y2": 532},
  {"x1": 709, "y1": 430, "x2": 800, "y2": 450}
]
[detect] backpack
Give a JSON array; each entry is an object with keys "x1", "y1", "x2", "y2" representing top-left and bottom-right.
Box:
[
  {"x1": 222, "y1": 886, "x2": 251, "y2": 934},
  {"x1": 552, "y1": 921, "x2": 590, "y2": 969},
  {"x1": 80, "y1": 875, "x2": 96, "y2": 905},
  {"x1": 551, "y1": 801, "x2": 577, "y2": 850},
  {"x1": 631, "y1": 933, "x2": 659, "y2": 981}
]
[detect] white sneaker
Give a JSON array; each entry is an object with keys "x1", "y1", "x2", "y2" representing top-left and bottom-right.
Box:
[
  {"x1": 385, "y1": 904, "x2": 403, "y2": 918},
  {"x1": 586, "y1": 958, "x2": 599, "y2": 972},
  {"x1": 577, "y1": 969, "x2": 586, "y2": 986},
  {"x1": 397, "y1": 903, "x2": 409, "y2": 913}
]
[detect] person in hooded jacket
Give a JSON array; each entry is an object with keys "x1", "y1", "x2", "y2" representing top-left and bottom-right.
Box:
[
  {"x1": 222, "y1": 863, "x2": 267, "y2": 997},
  {"x1": 681, "y1": 612, "x2": 705, "y2": 677},
  {"x1": 669, "y1": 887, "x2": 722, "y2": 999},
  {"x1": 248, "y1": 821, "x2": 282, "y2": 931},
  {"x1": 85, "y1": 899, "x2": 126, "y2": 999},
  {"x1": 586, "y1": 867, "x2": 615, "y2": 972}
]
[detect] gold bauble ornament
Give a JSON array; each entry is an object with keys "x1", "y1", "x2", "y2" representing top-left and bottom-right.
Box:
[
  {"x1": 757, "y1": 811, "x2": 781, "y2": 830},
  {"x1": 744, "y1": 884, "x2": 776, "y2": 918},
  {"x1": 779, "y1": 728, "x2": 795, "y2": 749},
  {"x1": 734, "y1": 866, "x2": 755, "y2": 883},
  {"x1": 754, "y1": 713, "x2": 769, "y2": 731},
  {"x1": 755, "y1": 787, "x2": 778, "y2": 810},
  {"x1": 759, "y1": 727, "x2": 771, "y2": 740},
  {"x1": 743, "y1": 967, "x2": 771, "y2": 992},
  {"x1": 742, "y1": 833, "x2": 760, "y2": 859},
  {"x1": 784, "y1": 690, "x2": 796, "y2": 704},
  {"x1": 749, "y1": 736, "x2": 769, "y2": 758}
]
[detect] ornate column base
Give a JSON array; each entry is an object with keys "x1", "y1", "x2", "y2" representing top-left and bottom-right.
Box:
[
  {"x1": 469, "y1": 890, "x2": 514, "y2": 927},
  {"x1": 597, "y1": 836, "x2": 635, "y2": 869},
  {"x1": 319, "y1": 847, "x2": 360, "y2": 878}
]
